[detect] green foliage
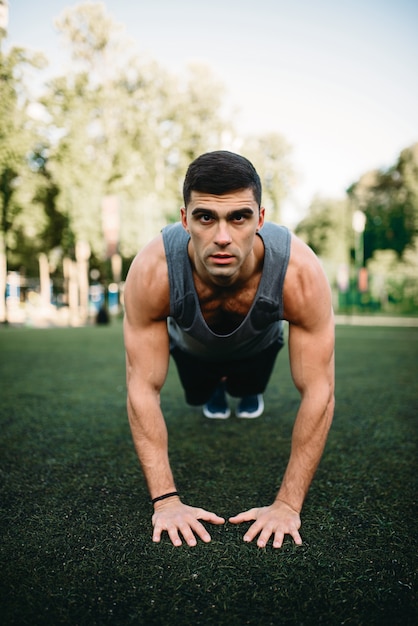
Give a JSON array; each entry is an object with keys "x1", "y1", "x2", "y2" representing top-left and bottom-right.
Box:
[
  {"x1": 294, "y1": 145, "x2": 418, "y2": 313},
  {"x1": 241, "y1": 132, "x2": 294, "y2": 224},
  {"x1": 367, "y1": 246, "x2": 418, "y2": 314},
  {"x1": 348, "y1": 143, "x2": 418, "y2": 262},
  {"x1": 0, "y1": 323, "x2": 417, "y2": 625},
  {"x1": 295, "y1": 196, "x2": 351, "y2": 293},
  {"x1": 296, "y1": 143, "x2": 418, "y2": 269},
  {"x1": 1, "y1": 1, "x2": 295, "y2": 276},
  {"x1": 295, "y1": 195, "x2": 349, "y2": 260},
  {"x1": 38, "y1": 4, "x2": 239, "y2": 259},
  {"x1": 54, "y1": 1, "x2": 128, "y2": 70},
  {"x1": 0, "y1": 46, "x2": 50, "y2": 281}
]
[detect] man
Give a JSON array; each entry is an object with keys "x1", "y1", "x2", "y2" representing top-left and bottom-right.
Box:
[{"x1": 124, "y1": 151, "x2": 335, "y2": 549}]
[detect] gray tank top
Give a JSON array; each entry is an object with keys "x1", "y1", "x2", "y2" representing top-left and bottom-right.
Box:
[{"x1": 162, "y1": 221, "x2": 291, "y2": 360}]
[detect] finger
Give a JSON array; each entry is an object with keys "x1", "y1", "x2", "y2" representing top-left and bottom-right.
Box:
[
  {"x1": 272, "y1": 530, "x2": 285, "y2": 549},
  {"x1": 197, "y1": 509, "x2": 225, "y2": 525},
  {"x1": 189, "y1": 519, "x2": 212, "y2": 544},
  {"x1": 152, "y1": 525, "x2": 162, "y2": 543},
  {"x1": 178, "y1": 523, "x2": 198, "y2": 547},
  {"x1": 290, "y1": 529, "x2": 303, "y2": 546},
  {"x1": 243, "y1": 520, "x2": 263, "y2": 543},
  {"x1": 256, "y1": 527, "x2": 275, "y2": 549},
  {"x1": 229, "y1": 508, "x2": 258, "y2": 524},
  {"x1": 167, "y1": 526, "x2": 183, "y2": 547}
]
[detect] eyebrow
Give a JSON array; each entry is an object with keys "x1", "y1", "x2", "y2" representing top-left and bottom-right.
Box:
[{"x1": 190, "y1": 208, "x2": 255, "y2": 218}]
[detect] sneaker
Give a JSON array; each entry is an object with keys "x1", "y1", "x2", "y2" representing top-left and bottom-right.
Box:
[
  {"x1": 236, "y1": 394, "x2": 264, "y2": 418},
  {"x1": 203, "y1": 383, "x2": 231, "y2": 419}
]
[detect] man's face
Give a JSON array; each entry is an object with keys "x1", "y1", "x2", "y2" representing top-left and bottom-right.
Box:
[{"x1": 181, "y1": 189, "x2": 265, "y2": 285}]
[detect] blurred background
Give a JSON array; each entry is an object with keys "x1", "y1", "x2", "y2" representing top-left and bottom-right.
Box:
[{"x1": 1, "y1": 0, "x2": 417, "y2": 326}]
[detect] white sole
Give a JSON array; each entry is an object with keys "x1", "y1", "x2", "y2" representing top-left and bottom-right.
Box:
[
  {"x1": 235, "y1": 395, "x2": 264, "y2": 418},
  {"x1": 203, "y1": 407, "x2": 231, "y2": 419}
]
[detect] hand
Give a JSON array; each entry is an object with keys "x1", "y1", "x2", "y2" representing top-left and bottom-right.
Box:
[
  {"x1": 152, "y1": 499, "x2": 225, "y2": 547},
  {"x1": 229, "y1": 500, "x2": 302, "y2": 548}
]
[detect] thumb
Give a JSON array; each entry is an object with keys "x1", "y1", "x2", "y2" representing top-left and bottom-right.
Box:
[
  {"x1": 229, "y1": 508, "x2": 258, "y2": 524},
  {"x1": 197, "y1": 509, "x2": 225, "y2": 524}
]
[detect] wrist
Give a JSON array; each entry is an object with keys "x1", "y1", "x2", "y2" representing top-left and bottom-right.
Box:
[
  {"x1": 274, "y1": 497, "x2": 301, "y2": 515},
  {"x1": 151, "y1": 491, "x2": 180, "y2": 506}
]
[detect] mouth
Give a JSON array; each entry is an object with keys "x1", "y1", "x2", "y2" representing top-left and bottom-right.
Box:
[{"x1": 210, "y1": 254, "x2": 234, "y2": 265}]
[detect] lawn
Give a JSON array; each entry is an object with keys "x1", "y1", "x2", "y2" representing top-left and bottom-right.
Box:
[{"x1": 0, "y1": 322, "x2": 417, "y2": 625}]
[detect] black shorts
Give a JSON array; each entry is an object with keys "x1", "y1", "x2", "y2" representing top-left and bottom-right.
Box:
[{"x1": 170, "y1": 339, "x2": 283, "y2": 405}]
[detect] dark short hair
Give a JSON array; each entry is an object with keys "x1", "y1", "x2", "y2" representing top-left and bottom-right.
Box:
[{"x1": 183, "y1": 150, "x2": 262, "y2": 207}]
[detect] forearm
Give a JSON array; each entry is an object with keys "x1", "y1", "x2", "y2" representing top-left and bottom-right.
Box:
[
  {"x1": 127, "y1": 393, "x2": 177, "y2": 499},
  {"x1": 276, "y1": 390, "x2": 334, "y2": 512}
]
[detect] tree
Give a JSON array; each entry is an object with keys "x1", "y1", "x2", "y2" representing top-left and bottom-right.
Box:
[
  {"x1": 0, "y1": 44, "x2": 46, "y2": 320},
  {"x1": 347, "y1": 143, "x2": 418, "y2": 262},
  {"x1": 175, "y1": 64, "x2": 230, "y2": 164},
  {"x1": 295, "y1": 196, "x2": 347, "y2": 257},
  {"x1": 294, "y1": 195, "x2": 351, "y2": 291},
  {"x1": 41, "y1": 3, "x2": 239, "y2": 261},
  {"x1": 1, "y1": 0, "x2": 295, "y2": 306},
  {"x1": 240, "y1": 133, "x2": 294, "y2": 224}
]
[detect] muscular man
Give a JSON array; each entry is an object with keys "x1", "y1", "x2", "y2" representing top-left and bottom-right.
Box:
[{"x1": 124, "y1": 150, "x2": 335, "y2": 549}]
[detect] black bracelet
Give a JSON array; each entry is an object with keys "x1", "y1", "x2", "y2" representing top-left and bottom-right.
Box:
[{"x1": 151, "y1": 491, "x2": 179, "y2": 505}]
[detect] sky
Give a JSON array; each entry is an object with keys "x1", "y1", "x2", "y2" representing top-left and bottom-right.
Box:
[{"x1": 4, "y1": 0, "x2": 418, "y2": 224}]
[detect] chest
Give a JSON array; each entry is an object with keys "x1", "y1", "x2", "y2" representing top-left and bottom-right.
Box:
[{"x1": 196, "y1": 281, "x2": 259, "y2": 334}]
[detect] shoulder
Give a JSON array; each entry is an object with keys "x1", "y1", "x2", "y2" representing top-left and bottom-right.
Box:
[
  {"x1": 261, "y1": 221, "x2": 290, "y2": 239},
  {"x1": 124, "y1": 233, "x2": 170, "y2": 323},
  {"x1": 283, "y1": 233, "x2": 333, "y2": 328},
  {"x1": 260, "y1": 222, "x2": 291, "y2": 259}
]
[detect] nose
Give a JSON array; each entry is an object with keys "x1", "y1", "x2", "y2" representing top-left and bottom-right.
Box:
[{"x1": 214, "y1": 220, "x2": 232, "y2": 247}]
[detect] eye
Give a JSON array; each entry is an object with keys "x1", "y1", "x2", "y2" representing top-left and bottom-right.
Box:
[{"x1": 199, "y1": 214, "x2": 214, "y2": 224}]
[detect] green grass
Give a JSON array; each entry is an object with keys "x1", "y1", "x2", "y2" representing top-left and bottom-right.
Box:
[{"x1": 0, "y1": 322, "x2": 417, "y2": 625}]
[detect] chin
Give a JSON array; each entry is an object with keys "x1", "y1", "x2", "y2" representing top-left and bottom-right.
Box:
[{"x1": 209, "y1": 267, "x2": 238, "y2": 283}]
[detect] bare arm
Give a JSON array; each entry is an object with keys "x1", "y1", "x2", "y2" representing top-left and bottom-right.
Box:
[
  {"x1": 230, "y1": 235, "x2": 335, "y2": 547},
  {"x1": 124, "y1": 238, "x2": 174, "y2": 498},
  {"x1": 124, "y1": 236, "x2": 224, "y2": 546},
  {"x1": 277, "y1": 308, "x2": 335, "y2": 512}
]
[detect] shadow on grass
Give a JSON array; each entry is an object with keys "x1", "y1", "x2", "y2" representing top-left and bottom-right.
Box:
[{"x1": 0, "y1": 323, "x2": 417, "y2": 625}]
